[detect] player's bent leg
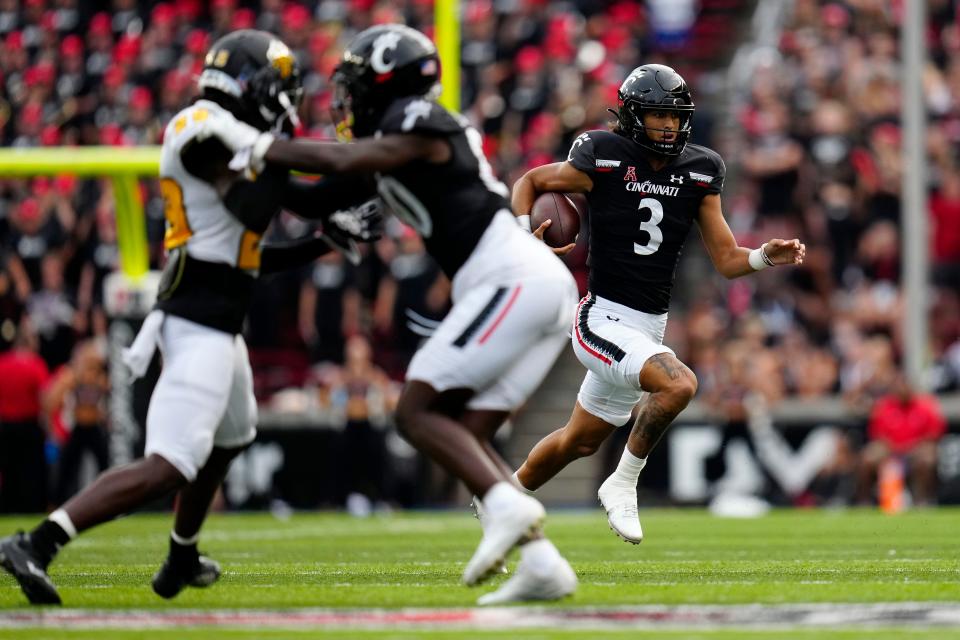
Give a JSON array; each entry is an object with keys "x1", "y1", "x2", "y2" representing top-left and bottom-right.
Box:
[
  {"x1": 396, "y1": 383, "x2": 504, "y2": 497},
  {"x1": 61, "y1": 454, "x2": 188, "y2": 532},
  {"x1": 0, "y1": 454, "x2": 187, "y2": 606},
  {"x1": 461, "y1": 409, "x2": 513, "y2": 477},
  {"x1": 396, "y1": 383, "x2": 545, "y2": 586},
  {"x1": 626, "y1": 353, "x2": 698, "y2": 458},
  {"x1": 152, "y1": 446, "x2": 247, "y2": 599},
  {"x1": 599, "y1": 353, "x2": 698, "y2": 544},
  {"x1": 516, "y1": 402, "x2": 619, "y2": 492}
]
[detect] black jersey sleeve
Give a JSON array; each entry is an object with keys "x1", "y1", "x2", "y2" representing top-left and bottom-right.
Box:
[
  {"x1": 693, "y1": 147, "x2": 726, "y2": 195},
  {"x1": 566, "y1": 131, "x2": 597, "y2": 174},
  {"x1": 378, "y1": 97, "x2": 462, "y2": 137},
  {"x1": 281, "y1": 174, "x2": 377, "y2": 220}
]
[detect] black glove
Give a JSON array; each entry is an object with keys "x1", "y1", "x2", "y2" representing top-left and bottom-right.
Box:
[{"x1": 325, "y1": 198, "x2": 383, "y2": 242}]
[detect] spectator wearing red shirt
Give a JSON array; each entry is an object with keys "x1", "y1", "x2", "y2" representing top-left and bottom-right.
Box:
[
  {"x1": 0, "y1": 320, "x2": 50, "y2": 513},
  {"x1": 856, "y1": 373, "x2": 946, "y2": 506}
]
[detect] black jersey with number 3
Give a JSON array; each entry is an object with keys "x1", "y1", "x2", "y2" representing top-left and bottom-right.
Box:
[
  {"x1": 568, "y1": 129, "x2": 726, "y2": 314},
  {"x1": 376, "y1": 96, "x2": 511, "y2": 279}
]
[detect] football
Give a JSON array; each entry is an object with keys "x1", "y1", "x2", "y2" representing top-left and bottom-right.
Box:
[{"x1": 530, "y1": 192, "x2": 582, "y2": 248}]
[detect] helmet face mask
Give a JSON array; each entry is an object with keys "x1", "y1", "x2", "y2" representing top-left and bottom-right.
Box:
[{"x1": 614, "y1": 64, "x2": 695, "y2": 157}]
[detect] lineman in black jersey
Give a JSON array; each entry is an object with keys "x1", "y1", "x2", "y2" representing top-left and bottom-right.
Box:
[
  {"x1": 0, "y1": 31, "x2": 382, "y2": 607},
  {"x1": 510, "y1": 64, "x2": 806, "y2": 544},
  {"x1": 204, "y1": 24, "x2": 578, "y2": 604}
]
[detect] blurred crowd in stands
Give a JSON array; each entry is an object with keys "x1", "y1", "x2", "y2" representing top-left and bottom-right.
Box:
[{"x1": 0, "y1": 0, "x2": 957, "y2": 511}]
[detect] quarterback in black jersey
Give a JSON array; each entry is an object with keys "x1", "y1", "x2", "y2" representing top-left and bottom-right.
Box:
[
  {"x1": 0, "y1": 31, "x2": 382, "y2": 607},
  {"x1": 511, "y1": 64, "x2": 805, "y2": 544},
  {"x1": 205, "y1": 24, "x2": 578, "y2": 604}
]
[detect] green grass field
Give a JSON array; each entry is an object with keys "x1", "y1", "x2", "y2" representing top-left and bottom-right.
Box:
[{"x1": 2, "y1": 508, "x2": 960, "y2": 638}]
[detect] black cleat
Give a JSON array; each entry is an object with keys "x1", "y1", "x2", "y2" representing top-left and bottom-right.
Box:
[
  {"x1": 0, "y1": 532, "x2": 61, "y2": 605},
  {"x1": 151, "y1": 554, "x2": 221, "y2": 599}
]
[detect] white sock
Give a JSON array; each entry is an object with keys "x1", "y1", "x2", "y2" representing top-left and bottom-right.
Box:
[
  {"x1": 48, "y1": 508, "x2": 77, "y2": 539},
  {"x1": 482, "y1": 481, "x2": 523, "y2": 514},
  {"x1": 171, "y1": 530, "x2": 200, "y2": 546},
  {"x1": 607, "y1": 448, "x2": 647, "y2": 488},
  {"x1": 512, "y1": 470, "x2": 534, "y2": 494}
]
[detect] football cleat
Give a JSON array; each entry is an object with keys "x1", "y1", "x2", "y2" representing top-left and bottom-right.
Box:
[
  {"x1": 152, "y1": 554, "x2": 222, "y2": 599},
  {"x1": 597, "y1": 478, "x2": 644, "y2": 544},
  {"x1": 0, "y1": 532, "x2": 61, "y2": 605},
  {"x1": 463, "y1": 490, "x2": 544, "y2": 586},
  {"x1": 477, "y1": 543, "x2": 577, "y2": 605},
  {"x1": 470, "y1": 497, "x2": 508, "y2": 575}
]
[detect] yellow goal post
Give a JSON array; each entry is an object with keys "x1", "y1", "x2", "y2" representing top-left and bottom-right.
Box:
[{"x1": 0, "y1": 145, "x2": 160, "y2": 280}]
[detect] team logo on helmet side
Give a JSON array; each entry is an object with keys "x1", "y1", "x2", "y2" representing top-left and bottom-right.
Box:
[
  {"x1": 266, "y1": 39, "x2": 295, "y2": 80},
  {"x1": 331, "y1": 24, "x2": 441, "y2": 138},
  {"x1": 198, "y1": 30, "x2": 302, "y2": 133},
  {"x1": 371, "y1": 32, "x2": 402, "y2": 74}
]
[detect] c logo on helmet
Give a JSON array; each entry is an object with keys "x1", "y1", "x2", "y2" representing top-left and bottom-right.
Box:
[{"x1": 371, "y1": 32, "x2": 402, "y2": 74}]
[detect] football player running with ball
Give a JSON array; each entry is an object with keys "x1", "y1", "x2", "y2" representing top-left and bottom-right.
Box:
[
  {"x1": 512, "y1": 64, "x2": 805, "y2": 544},
  {"x1": 200, "y1": 24, "x2": 579, "y2": 604},
  {"x1": 0, "y1": 31, "x2": 381, "y2": 606}
]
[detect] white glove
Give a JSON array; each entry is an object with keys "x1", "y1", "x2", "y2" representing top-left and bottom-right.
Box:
[
  {"x1": 326, "y1": 198, "x2": 383, "y2": 242},
  {"x1": 198, "y1": 112, "x2": 275, "y2": 178}
]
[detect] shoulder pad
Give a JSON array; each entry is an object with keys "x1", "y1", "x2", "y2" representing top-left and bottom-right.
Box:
[
  {"x1": 378, "y1": 97, "x2": 462, "y2": 136},
  {"x1": 568, "y1": 130, "x2": 620, "y2": 174},
  {"x1": 684, "y1": 144, "x2": 726, "y2": 194},
  {"x1": 164, "y1": 100, "x2": 234, "y2": 149}
]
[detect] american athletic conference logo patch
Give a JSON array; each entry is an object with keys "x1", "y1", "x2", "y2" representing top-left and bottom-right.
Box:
[{"x1": 624, "y1": 166, "x2": 637, "y2": 182}]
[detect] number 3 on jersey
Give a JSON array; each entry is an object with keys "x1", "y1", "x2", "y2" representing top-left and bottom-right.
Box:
[{"x1": 634, "y1": 197, "x2": 664, "y2": 256}]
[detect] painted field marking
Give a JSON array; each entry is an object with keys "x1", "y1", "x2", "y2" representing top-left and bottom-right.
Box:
[{"x1": 2, "y1": 603, "x2": 960, "y2": 630}]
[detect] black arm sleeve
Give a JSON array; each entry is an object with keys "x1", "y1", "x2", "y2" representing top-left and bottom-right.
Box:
[
  {"x1": 223, "y1": 166, "x2": 290, "y2": 234},
  {"x1": 281, "y1": 174, "x2": 377, "y2": 221},
  {"x1": 181, "y1": 136, "x2": 290, "y2": 235},
  {"x1": 259, "y1": 234, "x2": 333, "y2": 275}
]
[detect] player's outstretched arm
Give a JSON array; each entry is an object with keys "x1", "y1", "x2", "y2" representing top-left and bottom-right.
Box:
[
  {"x1": 512, "y1": 162, "x2": 592, "y2": 256},
  {"x1": 262, "y1": 134, "x2": 448, "y2": 174},
  {"x1": 197, "y1": 112, "x2": 448, "y2": 175},
  {"x1": 282, "y1": 174, "x2": 376, "y2": 223},
  {"x1": 259, "y1": 233, "x2": 334, "y2": 274},
  {"x1": 697, "y1": 193, "x2": 805, "y2": 278}
]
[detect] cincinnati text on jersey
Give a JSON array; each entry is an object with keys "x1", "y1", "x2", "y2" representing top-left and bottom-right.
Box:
[{"x1": 626, "y1": 180, "x2": 680, "y2": 196}]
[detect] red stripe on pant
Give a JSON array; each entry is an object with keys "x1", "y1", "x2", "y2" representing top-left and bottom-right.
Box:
[
  {"x1": 477, "y1": 285, "x2": 522, "y2": 345},
  {"x1": 574, "y1": 296, "x2": 611, "y2": 365}
]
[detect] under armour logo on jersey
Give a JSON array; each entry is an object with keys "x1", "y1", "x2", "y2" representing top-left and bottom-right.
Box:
[
  {"x1": 670, "y1": 174, "x2": 684, "y2": 184},
  {"x1": 371, "y1": 32, "x2": 403, "y2": 73},
  {"x1": 624, "y1": 166, "x2": 637, "y2": 182}
]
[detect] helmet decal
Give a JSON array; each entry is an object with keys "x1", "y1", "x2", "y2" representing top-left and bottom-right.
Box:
[
  {"x1": 266, "y1": 39, "x2": 295, "y2": 80},
  {"x1": 371, "y1": 32, "x2": 403, "y2": 74}
]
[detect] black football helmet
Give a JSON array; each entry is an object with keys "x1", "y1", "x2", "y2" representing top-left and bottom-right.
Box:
[
  {"x1": 611, "y1": 64, "x2": 694, "y2": 157},
  {"x1": 331, "y1": 24, "x2": 441, "y2": 138},
  {"x1": 198, "y1": 29, "x2": 303, "y2": 134}
]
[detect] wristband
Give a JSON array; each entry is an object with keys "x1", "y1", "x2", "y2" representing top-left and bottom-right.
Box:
[
  {"x1": 748, "y1": 245, "x2": 771, "y2": 271},
  {"x1": 516, "y1": 214, "x2": 532, "y2": 232}
]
